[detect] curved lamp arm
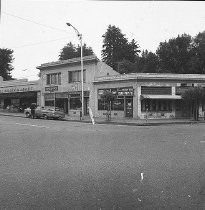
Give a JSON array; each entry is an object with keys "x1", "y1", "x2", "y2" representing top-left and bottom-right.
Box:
[{"x1": 66, "y1": 23, "x2": 82, "y2": 40}]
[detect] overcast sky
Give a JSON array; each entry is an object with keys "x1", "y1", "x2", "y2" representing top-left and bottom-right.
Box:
[{"x1": 1, "y1": 0, "x2": 205, "y2": 81}]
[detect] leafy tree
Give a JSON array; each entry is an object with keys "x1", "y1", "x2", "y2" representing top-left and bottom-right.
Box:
[
  {"x1": 189, "y1": 31, "x2": 205, "y2": 74},
  {"x1": 101, "y1": 91, "x2": 116, "y2": 121},
  {"x1": 182, "y1": 87, "x2": 205, "y2": 121},
  {"x1": 134, "y1": 50, "x2": 159, "y2": 73},
  {"x1": 117, "y1": 59, "x2": 138, "y2": 74},
  {"x1": 59, "y1": 42, "x2": 94, "y2": 60},
  {"x1": 101, "y1": 25, "x2": 140, "y2": 72},
  {"x1": 156, "y1": 34, "x2": 192, "y2": 74},
  {"x1": 0, "y1": 48, "x2": 14, "y2": 80}
]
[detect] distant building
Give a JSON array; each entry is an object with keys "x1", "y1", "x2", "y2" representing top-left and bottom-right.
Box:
[{"x1": 0, "y1": 76, "x2": 40, "y2": 112}]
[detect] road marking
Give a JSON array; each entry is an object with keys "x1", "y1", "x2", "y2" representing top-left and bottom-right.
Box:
[
  {"x1": 140, "y1": 172, "x2": 144, "y2": 182},
  {"x1": 15, "y1": 123, "x2": 49, "y2": 128}
]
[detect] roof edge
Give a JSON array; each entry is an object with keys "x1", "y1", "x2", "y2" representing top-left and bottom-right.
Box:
[{"x1": 37, "y1": 55, "x2": 99, "y2": 69}]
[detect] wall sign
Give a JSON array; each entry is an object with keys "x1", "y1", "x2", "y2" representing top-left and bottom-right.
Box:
[
  {"x1": 98, "y1": 87, "x2": 134, "y2": 96},
  {"x1": 0, "y1": 86, "x2": 33, "y2": 93},
  {"x1": 45, "y1": 86, "x2": 58, "y2": 92}
]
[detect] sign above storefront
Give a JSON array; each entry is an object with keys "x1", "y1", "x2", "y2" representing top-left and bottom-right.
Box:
[
  {"x1": 45, "y1": 86, "x2": 58, "y2": 92},
  {"x1": 98, "y1": 87, "x2": 134, "y2": 96},
  {"x1": 68, "y1": 91, "x2": 89, "y2": 97},
  {"x1": 0, "y1": 86, "x2": 33, "y2": 93}
]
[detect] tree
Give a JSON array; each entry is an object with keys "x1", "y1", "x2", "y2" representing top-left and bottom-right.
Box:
[
  {"x1": 100, "y1": 91, "x2": 116, "y2": 121},
  {"x1": 101, "y1": 25, "x2": 140, "y2": 72},
  {"x1": 156, "y1": 34, "x2": 192, "y2": 74},
  {"x1": 135, "y1": 50, "x2": 159, "y2": 73},
  {"x1": 0, "y1": 48, "x2": 14, "y2": 80},
  {"x1": 182, "y1": 87, "x2": 205, "y2": 121},
  {"x1": 59, "y1": 42, "x2": 94, "y2": 60},
  {"x1": 188, "y1": 31, "x2": 205, "y2": 74},
  {"x1": 117, "y1": 58, "x2": 138, "y2": 74}
]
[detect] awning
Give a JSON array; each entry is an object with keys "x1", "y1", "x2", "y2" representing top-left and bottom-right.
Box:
[{"x1": 140, "y1": 95, "x2": 182, "y2": 100}]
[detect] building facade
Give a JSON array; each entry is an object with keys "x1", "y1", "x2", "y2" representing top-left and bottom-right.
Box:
[
  {"x1": 0, "y1": 76, "x2": 40, "y2": 112},
  {"x1": 37, "y1": 55, "x2": 119, "y2": 116},
  {"x1": 1, "y1": 56, "x2": 205, "y2": 120},
  {"x1": 93, "y1": 73, "x2": 205, "y2": 119}
]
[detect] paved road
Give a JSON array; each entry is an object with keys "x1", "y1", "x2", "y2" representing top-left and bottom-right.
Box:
[{"x1": 0, "y1": 115, "x2": 205, "y2": 209}]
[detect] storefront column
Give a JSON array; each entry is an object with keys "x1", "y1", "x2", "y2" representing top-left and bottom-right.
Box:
[
  {"x1": 41, "y1": 93, "x2": 45, "y2": 106},
  {"x1": 135, "y1": 85, "x2": 141, "y2": 119}
]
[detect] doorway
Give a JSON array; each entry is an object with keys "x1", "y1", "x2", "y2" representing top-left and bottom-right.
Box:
[
  {"x1": 84, "y1": 97, "x2": 89, "y2": 115},
  {"x1": 125, "y1": 97, "x2": 133, "y2": 117}
]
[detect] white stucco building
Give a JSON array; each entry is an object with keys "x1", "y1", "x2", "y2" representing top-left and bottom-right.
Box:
[{"x1": 37, "y1": 55, "x2": 119, "y2": 116}]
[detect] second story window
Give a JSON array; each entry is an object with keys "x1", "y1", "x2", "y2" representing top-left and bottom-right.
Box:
[
  {"x1": 68, "y1": 70, "x2": 86, "y2": 83},
  {"x1": 46, "y1": 73, "x2": 61, "y2": 85}
]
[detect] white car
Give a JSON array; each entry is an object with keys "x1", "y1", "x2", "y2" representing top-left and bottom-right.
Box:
[{"x1": 24, "y1": 106, "x2": 65, "y2": 120}]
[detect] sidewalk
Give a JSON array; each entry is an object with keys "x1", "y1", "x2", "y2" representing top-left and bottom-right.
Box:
[{"x1": 1, "y1": 111, "x2": 205, "y2": 126}]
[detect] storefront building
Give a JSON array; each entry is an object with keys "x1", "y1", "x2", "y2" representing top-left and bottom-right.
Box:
[
  {"x1": 93, "y1": 73, "x2": 205, "y2": 119},
  {"x1": 0, "y1": 76, "x2": 40, "y2": 112},
  {"x1": 37, "y1": 55, "x2": 119, "y2": 116}
]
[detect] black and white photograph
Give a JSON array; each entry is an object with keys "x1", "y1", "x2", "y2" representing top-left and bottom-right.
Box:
[{"x1": 1, "y1": 0, "x2": 205, "y2": 209}]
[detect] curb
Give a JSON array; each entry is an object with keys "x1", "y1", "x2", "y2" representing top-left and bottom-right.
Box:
[{"x1": 1, "y1": 113, "x2": 205, "y2": 126}]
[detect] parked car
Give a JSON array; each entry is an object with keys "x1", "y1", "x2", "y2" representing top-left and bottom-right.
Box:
[{"x1": 24, "y1": 106, "x2": 65, "y2": 120}]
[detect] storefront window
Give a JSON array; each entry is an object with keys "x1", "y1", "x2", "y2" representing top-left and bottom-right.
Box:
[
  {"x1": 45, "y1": 100, "x2": 54, "y2": 106},
  {"x1": 70, "y1": 98, "x2": 82, "y2": 110},
  {"x1": 98, "y1": 99, "x2": 108, "y2": 111},
  {"x1": 151, "y1": 100, "x2": 157, "y2": 111},
  {"x1": 175, "y1": 100, "x2": 181, "y2": 111},
  {"x1": 113, "y1": 98, "x2": 124, "y2": 111},
  {"x1": 141, "y1": 99, "x2": 172, "y2": 112},
  {"x1": 98, "y1": 98, "x2": 124, "y2": 111}
]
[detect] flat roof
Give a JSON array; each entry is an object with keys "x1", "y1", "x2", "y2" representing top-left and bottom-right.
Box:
[
  {"x1": 94, "y1": 73, "x2": 205, "y2": 83},
  {"x1": 37, "y1": 55, "x2": 99, "y2": 69}
]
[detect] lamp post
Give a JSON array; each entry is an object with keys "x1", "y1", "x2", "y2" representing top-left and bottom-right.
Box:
[{"x1": 66, "y1": 23, "x2": 84, "y2": 120}]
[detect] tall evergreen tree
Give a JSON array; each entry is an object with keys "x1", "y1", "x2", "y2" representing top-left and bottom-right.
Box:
[
  {"x1": 101, "y1": 25, "x2": 140, "y2": 72},
  {"x1": 59, "y1": 42, "x2": 93, "y2": 60},
  {"x1": 0, "y1": 48, "x2": 14, "y2": 80}
]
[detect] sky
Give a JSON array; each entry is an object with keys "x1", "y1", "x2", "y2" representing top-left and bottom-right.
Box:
[{"x1": 1, "y1": 0, "x2": 205, "y2": 81}]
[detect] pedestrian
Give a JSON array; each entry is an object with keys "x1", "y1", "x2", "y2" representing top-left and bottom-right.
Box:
[{"x1": 30, "y1": 103, "x2": 36, "y2": 119}]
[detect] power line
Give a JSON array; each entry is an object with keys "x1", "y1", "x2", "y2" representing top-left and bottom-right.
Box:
[
  {"x1": 12, "y1": 36, "x2": 72, "y2": 49},
  {"x1": 2, "y1": 11, "x2": 68, "y2": 34}
]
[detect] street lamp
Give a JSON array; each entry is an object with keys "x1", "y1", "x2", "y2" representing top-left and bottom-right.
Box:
[{"x1": 66, "y1": 22, "x2": 84, "y2": 120}]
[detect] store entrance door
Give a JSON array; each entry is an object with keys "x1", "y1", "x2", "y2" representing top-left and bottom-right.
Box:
[
  {"x1": 125, "y1": 97, "x2": 133, "y2": 117},
  {"x1": 84, "y1": 97, "x2": 89, "y2": 115}
]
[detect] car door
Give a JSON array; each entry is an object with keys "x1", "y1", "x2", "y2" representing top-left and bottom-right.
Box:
[{"x1": 35, "y1": 107, "x2": 42, "y2": 117}]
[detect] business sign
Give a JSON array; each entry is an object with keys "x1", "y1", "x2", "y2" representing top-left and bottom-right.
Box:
[
  {"x1": 98, "y1": 87, "x2": 134, "y2": 96},
  {"x1": 68, "y1": 91, "x2": 89, "y2": 97},
  {"x1": 0, "y1": 86, "x2": 33, "y2": 93},
  {"x1": 45, "y1": 86, "x2": 58, "y2": 92}
]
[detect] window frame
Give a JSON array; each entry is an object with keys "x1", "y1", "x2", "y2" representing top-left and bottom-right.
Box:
[
  {"x1": 46, "y1": 73, "x2": 61, "y2": 85},
  {"x1": 68, "y1": 70, "x2": 86, "y2": 83}
]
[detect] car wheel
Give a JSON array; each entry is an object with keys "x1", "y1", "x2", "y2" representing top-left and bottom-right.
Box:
[
  {"x1": 25, "y1": 112, "x2": 30, "y2": 118},
  {"x1": 42, "y1": 114, "x2": 48, "y2": 120}
]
